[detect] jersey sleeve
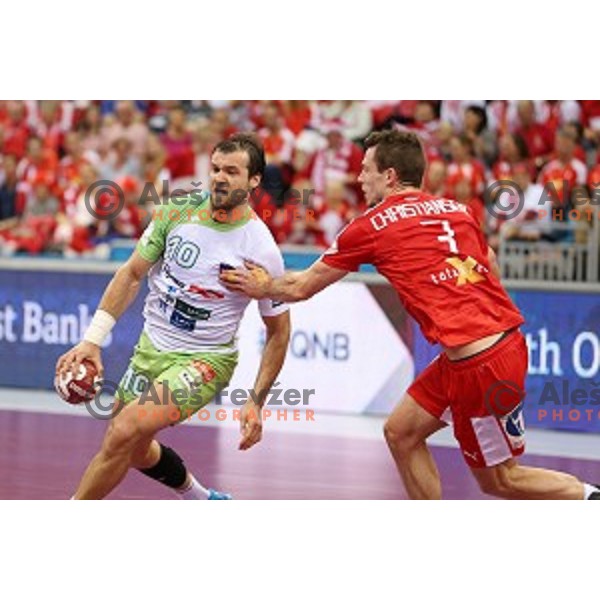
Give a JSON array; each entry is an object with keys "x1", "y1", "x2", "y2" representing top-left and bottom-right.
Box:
[
  {"x1": 320, "y1": 217, "x2": 374, "y2": 272},
  {"x1": 248, "y1": 224, "x2": 290, "y2": 318},
  {"x1": 136, "y1": 214, "x2": 168, "y2": 262}
]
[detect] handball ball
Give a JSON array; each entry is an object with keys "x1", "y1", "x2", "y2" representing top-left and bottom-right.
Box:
[{"x1": 55, "y1": 359, "x2": 101, "y2": 405}]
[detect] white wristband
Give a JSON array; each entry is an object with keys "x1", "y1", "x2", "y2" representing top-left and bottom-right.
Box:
[{"x1": 83, "y1": 309, "x2": 116, "y2": 346}]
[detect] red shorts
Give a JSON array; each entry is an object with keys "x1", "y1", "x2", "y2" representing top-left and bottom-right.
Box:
[{"x1": 408, "y1": 329, "x2": 527, "y2": 469}]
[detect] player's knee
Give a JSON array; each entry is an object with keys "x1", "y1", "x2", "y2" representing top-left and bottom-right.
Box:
[
  {"x1": 383, "y1": 419, "x2": 415, "y2": 455},
  {"x1": 383, "y1": 419, "x2": 399, "y2": 446},
  {"x1": 103, "y1": 415, "x2": 143, "y2": 458}
]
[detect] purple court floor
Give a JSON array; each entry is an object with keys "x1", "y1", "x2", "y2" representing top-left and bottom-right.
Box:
[{"x1": 1, "y1": 408, "x2": 600, "y2": 499}]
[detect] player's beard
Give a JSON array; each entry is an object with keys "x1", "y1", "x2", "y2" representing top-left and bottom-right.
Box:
[{"x1": 210, "y1": 186, "x2": 250, "y2": 213}]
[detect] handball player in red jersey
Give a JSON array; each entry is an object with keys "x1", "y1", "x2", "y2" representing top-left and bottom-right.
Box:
[{"x1": 221, "y1": 129, "x2": 600, "y2": 500}]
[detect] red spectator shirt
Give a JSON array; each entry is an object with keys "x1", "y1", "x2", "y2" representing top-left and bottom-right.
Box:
[
  {"x1": 581, "y1": 101, "x2": 600, "y2": 129},
  {"x1": 283, "y1": 104, "x2": 313, "y2": 136},
  {"x1": 491, "y1": 160, "x2": 516, "y2": 182},
  {"x1": 57, "y1": 155, "x2": 90, "y2": 188},
  {"x1": 321, "y1": 190, "x2": 524, "y2": 347},
  {"x1": 2, "y1": 121, "x2": 30, "y2": 159},
  {"x1": 515, "y1": 123, "x2": 554, "y2": 159},
  {"x1": 490, "y1": 159, "x2": 536, "y2": 185},
  {"x1": 446, "y1": 159, "x2": 485, "y2": 196},
  {"x1": 34, "y1": 121, "x2": 63, "y2": 154},
  {"x1": 258, "y1": 127, "x2": 295, "y2": 164},
  {"x1": 538, "y1": 158, "x2": 587, "y2": 204},
  {"x1": 308, "y1": 140, "x2": 363, "y2": 191},
  {"x1": 16, "y1": 151, "x2": 58, "y2": 185},
  {"x1": 159, "y1": 132, "x2": 195, "y2": 179},
  {"x1": 588, "y1": 164, "x2": 600, "y2": 189}
]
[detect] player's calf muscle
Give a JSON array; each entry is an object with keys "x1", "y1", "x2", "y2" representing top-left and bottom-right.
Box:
[{"x1": 472, "y1": 460, "x2": 584, "y2": 500}]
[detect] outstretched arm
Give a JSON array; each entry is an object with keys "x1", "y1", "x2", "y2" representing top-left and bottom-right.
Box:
[
  {"x1": 239, "y1": 311, "x2": 291, "y2": 451},
  {"x1": 220, "y1": 259, "x2": 348, "y2": 302}
]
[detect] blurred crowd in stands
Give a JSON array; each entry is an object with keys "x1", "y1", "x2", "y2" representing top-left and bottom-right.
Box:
[{"x1": 0, "y1": 100, "x2": 599, "y2": 257}]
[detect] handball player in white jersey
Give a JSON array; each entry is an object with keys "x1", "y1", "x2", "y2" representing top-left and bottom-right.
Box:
[{"x1": 56, "y1": 133, "x2": 290, "y2": 500}]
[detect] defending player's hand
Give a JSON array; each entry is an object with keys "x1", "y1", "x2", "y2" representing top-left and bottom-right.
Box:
[
  {"x1": 56, "y1": 341, "x2": 104, "y2": 380},
  {"x1": 239, "y1": 398, "x2": 263, "y2": 451},
  {"x1": 219, "y1": 260, "x2": 272, "y2": 299}
]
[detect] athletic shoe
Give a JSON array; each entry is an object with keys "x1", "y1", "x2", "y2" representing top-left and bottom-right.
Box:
[{"x1": 208, "y1": 488, "x2": 232, "y2": 500}]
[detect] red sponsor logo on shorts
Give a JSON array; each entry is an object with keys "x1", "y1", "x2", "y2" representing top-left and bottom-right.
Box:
[{"x1": 191, "y1": 360, "x2": 216, "y2": 383}]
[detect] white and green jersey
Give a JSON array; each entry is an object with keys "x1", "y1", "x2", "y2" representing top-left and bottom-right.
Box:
[{"x1": 136, "y1": 194, "x2": 288, "y2": 353}]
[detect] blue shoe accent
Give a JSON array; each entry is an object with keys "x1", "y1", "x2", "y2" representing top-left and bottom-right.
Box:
[{"x1": 208, "y1": 488, "x2": 232, "y2": 500}]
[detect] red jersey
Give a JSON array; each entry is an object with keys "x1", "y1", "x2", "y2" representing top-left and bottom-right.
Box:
[
  {"x1": 304, "y1": 139, "x2": 364, "y2": 212},
  {"x1": 515, "y1": 123, "x2": 553, "y2": 159},
  {"x1": 465, "y1": 197, "x2": 485, "y2": 228},
  {"x1": 588, "y1": 164, "x2": 600, "y2": 189},
  {"x1": 321, "y1": 190, "x2": 524, "y2": 347},
  {"x1": 490, "y1": 159, "x2": 535, "y2": 186},
  {"x1": 446, "y1": 159, "x2": 485, "y2": 196},
  {"x1": 57, "y1": 155, "x2": 90, "y2": 188},
  {"x1": 580, "y1": 100, "x2": 600, "y2": 129},
  {"x1": 282, "y1": 102, "x2": 313, "y2": 136},
  {"x1": 258, "y1": 127, "x2": 295, "y2": 164},
  {"x1": 538, "y1": 158, "x2": 587, "y2": 204},
  {"x1": 491, "y1": 160, "x2": 515, "y2": 183},
  {"x1": 2, "y1": 122, "x2": 30, "y2": 159}
]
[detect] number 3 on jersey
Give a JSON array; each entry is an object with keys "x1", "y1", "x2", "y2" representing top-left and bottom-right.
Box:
[{"x1": 421, "y1": 220, "x2": 458, "y2": 254}]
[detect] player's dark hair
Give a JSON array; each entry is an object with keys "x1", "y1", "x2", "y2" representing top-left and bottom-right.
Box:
[
  {"x1": 213, "y1": 133, "x2": 266, "y2": 179},
  {"x1": 364, "y1": 129, "x2": 426, "y2": 187}
]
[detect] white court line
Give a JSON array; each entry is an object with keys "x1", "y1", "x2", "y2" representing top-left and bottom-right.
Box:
[{"x1": 1, "y1": 387, "x2": 600, "y2": 462}]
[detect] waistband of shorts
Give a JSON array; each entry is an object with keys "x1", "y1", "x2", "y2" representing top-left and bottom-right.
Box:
[
  {"x1": 442, "y1": 328, "x2": 521, "y2": 371},
  {"x1": 140, "y1": 329, "x2": 239, "y2": 359}
]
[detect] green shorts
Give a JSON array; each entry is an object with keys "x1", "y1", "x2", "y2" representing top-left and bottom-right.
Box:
[{"x1": 116, "y1": 331, "x2": 238, "y2": 424}]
